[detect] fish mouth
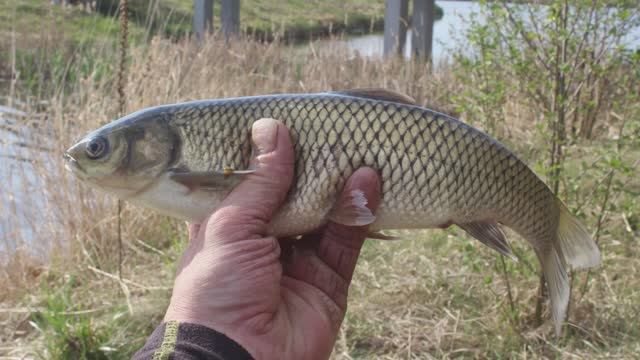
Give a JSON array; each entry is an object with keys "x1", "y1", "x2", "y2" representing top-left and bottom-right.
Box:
[{"x1": 63, "y1": 152, "x2": 85, "y2": 176}]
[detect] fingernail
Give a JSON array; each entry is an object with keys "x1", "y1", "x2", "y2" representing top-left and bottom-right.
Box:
[{"x1": 252, "y1": 118, "x2": 278, "y2": 155}]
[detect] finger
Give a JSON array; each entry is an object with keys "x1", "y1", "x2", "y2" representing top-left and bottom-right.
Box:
[
  {"x1": 207, "y1": 118, "x2": 295, "y2": 241},
  {"x1": 316, "y1": 167, "x2": 381, "y2": 281},
  {"x1": 284, "y1": 250, "x2": 352, "y2": 315},
  {"x1": 284, "y1": 168, "x2": 381, "y2": 309}
]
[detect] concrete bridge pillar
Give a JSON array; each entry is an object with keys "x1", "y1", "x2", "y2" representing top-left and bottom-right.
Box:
[
  {"x1": 193, "y1": 0, "x2": 214, "y2": 39},
  {"x1": 411, "y1": 0, "x2": 435, "y2": 60},
  {"x1": 221, "y1": 0, "x2": 240, "y2": 39},
  {"x1": 383, "y1": 0, "x2": 409, "y2": 56},
  {"x1": 384, "y1": 0, "x2": 435, "y2": 59}
]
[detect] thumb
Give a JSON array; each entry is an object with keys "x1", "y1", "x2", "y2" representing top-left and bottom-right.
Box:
[{"x1": 207, "y1": 118, "x2": 295, "y2": 241}]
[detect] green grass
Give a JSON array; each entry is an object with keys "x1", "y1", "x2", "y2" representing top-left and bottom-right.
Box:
[
  {"x1": 0, "y1": 0, "x2": 142, "y2": 47},
  {"x1": 17, "y1": 220, "x2": 187, "y2": 359},
  {"x1": 163, "y1": 0, "x2": 389, "y2": 37},
  {"x1": 31, "y1": 278, "x2": 116, "y2": 359},
  {"x1": 104, "y1": 0, "x2": 442, "y2": 39},
  {"x1": 29, "y1": 276, "x2": 172, "y2": 359},
  {"x1": 0, "y1": 0, "x2": 389, "y2": 50}
]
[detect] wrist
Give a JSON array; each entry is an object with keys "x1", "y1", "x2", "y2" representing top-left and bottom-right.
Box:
[
  {"x1": 134, "y1": 320, "x2": 255, "y2": 360},
  {"x1": 163, "y1": 298, "x2": 224, "y2": 331},
  {"x1": 163, "y1": 301, "x2": 278, "y2": 359}
]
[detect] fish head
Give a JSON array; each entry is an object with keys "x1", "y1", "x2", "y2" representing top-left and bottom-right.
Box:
[{"x1": 64, "y1": 109, "x2": 177, "y2": 199}]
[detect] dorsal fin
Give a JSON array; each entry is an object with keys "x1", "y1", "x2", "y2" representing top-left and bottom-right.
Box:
[{"x1": 329, "y1": 88, "x2": 417, "y2": 105}]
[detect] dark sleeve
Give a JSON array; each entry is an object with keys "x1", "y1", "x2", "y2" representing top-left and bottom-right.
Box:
[{"x1": 133, "y1": 321, "x2": 254, "y2": 360}]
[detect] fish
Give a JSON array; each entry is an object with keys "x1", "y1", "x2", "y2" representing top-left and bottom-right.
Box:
[{"x1": 64, "y1": 89, "x2": 600, "y2": 335}]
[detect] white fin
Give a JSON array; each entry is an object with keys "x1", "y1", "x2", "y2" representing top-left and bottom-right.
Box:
[
  {"x1": 328, "y1": 189, "x2": 376, "y2": 226},
  {"x1": 540, "y1": 247, "x2": 569, "y2": 337},
  {"x1": 367, "y1": 230, "x2": 400, "y2": 240},
  {"x1": 542, "y1": 200, "x2": 601, "y2": 337},
  {"x1": 168, "y1": 169, "x2": 254, "y2": 192},
  {"x1": 556, "y1": 202, "x2": 601, "y2": 270},
  {"x1": 458, "y1": 222, "x2": 517, "y2": 262}
]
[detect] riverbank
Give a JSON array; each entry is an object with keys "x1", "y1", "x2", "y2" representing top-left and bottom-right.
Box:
[
  {"x1": 0, "y1": 0, "x2": 388, "y2": 44},
  {"x1": 0, "y1": 0, "x2": 444, "y2": 93},
  {"x1": 0, "y1": 0, "x2": 443, "y2": 66}
]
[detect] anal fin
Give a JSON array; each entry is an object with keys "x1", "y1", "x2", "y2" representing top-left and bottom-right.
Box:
[{"x1": 457, "y1": 221, "x2": 517, "y2": 261}]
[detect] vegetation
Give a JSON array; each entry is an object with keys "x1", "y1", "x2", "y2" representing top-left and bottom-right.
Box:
[
  {"x1": 0, "y1": 0, "x2": 444, "y2": 96},
  {"x1": 0, "y1": 0, "x2": 392, "y2": 44},
  {"x1": 92, "y1": 0, "x2": 392, "y2": 39},
  {"x1": 0, "y1": 0, "x2": 394, "y2": 96},
  {"x1": 454, "y1": 0, "x2": 640, "y2": 329},
  {"x1": 1, "y1": 0, "x2": 638, "y2": 358}
]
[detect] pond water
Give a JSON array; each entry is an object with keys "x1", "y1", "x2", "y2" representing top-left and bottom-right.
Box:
[{"x1": 0, "y1": 105, "x2": 38, "y2": 254}]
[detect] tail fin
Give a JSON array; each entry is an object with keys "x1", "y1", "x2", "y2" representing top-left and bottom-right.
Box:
[
  {"x1": 540, "y1": 247, "x2": 569, "y2": 336},
  {"x1": 556, "y1": 202, "x2": 601, "y2": 270},
  {"x1": 542, "y1": 201, "x2": 601, "y2": 336}
]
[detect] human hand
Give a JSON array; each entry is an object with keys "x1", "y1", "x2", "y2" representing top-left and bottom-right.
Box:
[{"x1": 164, "y1": 118, "x2": 381, "y2": 359}]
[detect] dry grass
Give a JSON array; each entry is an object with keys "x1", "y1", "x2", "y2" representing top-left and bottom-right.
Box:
[{"x1": 0, "y1": 34, "x2": 638, "y2": 358}]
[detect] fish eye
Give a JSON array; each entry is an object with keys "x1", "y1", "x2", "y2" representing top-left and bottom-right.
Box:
[{"x1": 85, "y1": 136, "x2": 109, "y2": 160}]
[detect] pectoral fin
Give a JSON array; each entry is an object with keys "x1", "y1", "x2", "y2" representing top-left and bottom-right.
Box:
[
  {"x1": 328, "y1": 189, "x2": 376, "y2": 226},
  {"x1": 457, "y1": 221, "x2": 517, "y2": 261},
  {"x1": 169, "y1": 168, "x2": 255, "y2": 192}
]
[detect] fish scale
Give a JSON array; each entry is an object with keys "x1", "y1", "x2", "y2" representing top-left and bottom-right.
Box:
[
  {"x1": 65, "y1": 90, "x2": 601, "y2": 335},
  {"x1": 168, "y1": 94, "x2": 541, "y2": 238}
]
